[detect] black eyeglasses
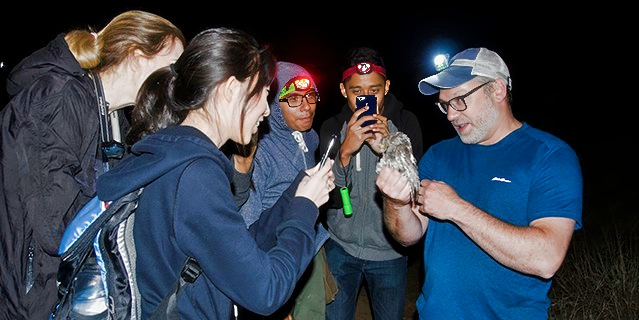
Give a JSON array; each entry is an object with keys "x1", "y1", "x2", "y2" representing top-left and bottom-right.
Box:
[
  {"x1": 279, "y1": 91, "x2": 320, "y2": 108},
  {"x1": 435, "y1": 81, "x2": 492, "y2": 114}
]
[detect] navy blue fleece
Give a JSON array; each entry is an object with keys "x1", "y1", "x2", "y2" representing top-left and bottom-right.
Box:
[{"x1": 97, "y1": 126, "x2": 319, "y2": 319}]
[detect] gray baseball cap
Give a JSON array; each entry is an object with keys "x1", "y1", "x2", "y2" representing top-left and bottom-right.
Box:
[{"x1": 418, "y1": 47, "x2": 511, "y2": 95}]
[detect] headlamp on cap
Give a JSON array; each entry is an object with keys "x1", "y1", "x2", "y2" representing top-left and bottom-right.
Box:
[
  {"x1": 342, "y1": 62, "x2": 387, "y2": 82},
  {"x1": 279, "y1": 76, "x2": 315, "y2": 99},
  {"x1": 418, "y1": 48, "x2": 512, "y2": 95},
  {"x1": 434, "y1": 54, "x2": 449, "y2": 71}
]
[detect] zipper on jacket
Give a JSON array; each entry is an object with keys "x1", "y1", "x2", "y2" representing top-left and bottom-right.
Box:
[{"x1": 25, "y1": 245, "x2": 34, "y2": 293}]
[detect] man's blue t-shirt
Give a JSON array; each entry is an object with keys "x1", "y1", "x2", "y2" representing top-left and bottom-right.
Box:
[{"x1": 416, "y1": 123, "x2": 582, "y2": 320}]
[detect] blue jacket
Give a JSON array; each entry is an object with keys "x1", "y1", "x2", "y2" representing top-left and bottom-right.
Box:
[{"x1": 96, "y1": 126, "x2": 319, "y2": 319}]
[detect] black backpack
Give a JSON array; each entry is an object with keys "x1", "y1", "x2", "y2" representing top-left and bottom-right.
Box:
[{"x1": 48, "y1": 188, "x2": 201, "y2": 320}]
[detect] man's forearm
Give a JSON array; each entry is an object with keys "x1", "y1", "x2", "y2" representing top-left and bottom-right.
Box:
[{"x1": 383, "y1": 198, "x2": 426, "y2": 246}]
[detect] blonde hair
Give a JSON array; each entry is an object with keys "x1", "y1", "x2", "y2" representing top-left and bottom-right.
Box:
[{"x1": 64, "y1": 10, "x2": 185, "y2": 71}]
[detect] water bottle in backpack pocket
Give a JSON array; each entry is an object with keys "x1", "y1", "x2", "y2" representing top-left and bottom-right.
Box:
[
  {"x1": 49, "y1": 188, "x2": 201, "y2": 320},
  {"x1": 49, "y1": 191, "x2": 140, "y2": 320},
  {"x1": 68, "y1": 254, "x2": 109, "y2": 318}
]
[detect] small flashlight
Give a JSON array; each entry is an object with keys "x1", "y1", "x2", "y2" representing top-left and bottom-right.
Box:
[{"x1": 340, "y1": 187, "x2": 352, "y2": 216}]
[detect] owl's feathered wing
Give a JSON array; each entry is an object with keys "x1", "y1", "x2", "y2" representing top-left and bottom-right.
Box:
[{"x1": 376, "y1": 132, "x2": 420, "y2": 201}]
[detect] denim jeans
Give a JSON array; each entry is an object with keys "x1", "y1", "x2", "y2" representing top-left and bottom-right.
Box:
[{"x1": 325, "y1": 239, "x2": 407, "y2": 320}]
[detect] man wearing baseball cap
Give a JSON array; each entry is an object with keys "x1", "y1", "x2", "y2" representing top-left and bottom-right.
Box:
[{"x1": 376, "y1": 47, "x2": 583, "y2": 319}]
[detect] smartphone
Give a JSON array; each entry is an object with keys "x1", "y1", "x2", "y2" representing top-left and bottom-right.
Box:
[
  {"x1": 319, "y1": 134, "x2": 338, "y2": 168},
  {"x1": 356, "y1": 95, "x2": 378, "y2": 127}
]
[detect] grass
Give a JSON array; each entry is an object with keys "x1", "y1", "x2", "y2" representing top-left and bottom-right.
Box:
[{"x1": 549, "y1": 189, "x2": 639, "y2": 319}]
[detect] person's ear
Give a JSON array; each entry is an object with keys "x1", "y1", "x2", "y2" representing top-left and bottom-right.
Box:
[
  {"x1": 384, "y1": 79, "x2": 390, "y2": 95},
  {"x1": 493, "y1": 78, "x2": 508, "y2": 103},
  {"x1": 219, "y1": 76, "x2": 240, "y2": 103},
  {"x1": 339, "y1": 83, "x2": 347, "y2": 98}
]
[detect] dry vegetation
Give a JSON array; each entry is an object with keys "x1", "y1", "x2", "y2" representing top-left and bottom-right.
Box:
[{"x1": 549, "y1": 189, "x2": 639, "y2": 319}]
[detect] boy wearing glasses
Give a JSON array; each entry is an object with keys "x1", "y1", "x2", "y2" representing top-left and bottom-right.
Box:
[
  {"x1": 236, "y1": 61, "x2": 336, "y2": 319},
  {"x1": 319, "y1": 47, "x2": 423, "y2": 320},
  {"x1": 376, "y1": 47, "x2": 583, "y2": 319}
]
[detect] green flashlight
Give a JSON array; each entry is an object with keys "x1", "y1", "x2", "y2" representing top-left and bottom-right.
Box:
[{"x1": 340, "y1": 187, "x2": 352, "y2": 216}]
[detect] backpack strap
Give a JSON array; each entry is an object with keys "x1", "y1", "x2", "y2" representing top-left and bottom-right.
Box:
[{"x1": 148, "y1": 257, "x2": 202, "y2": 320}]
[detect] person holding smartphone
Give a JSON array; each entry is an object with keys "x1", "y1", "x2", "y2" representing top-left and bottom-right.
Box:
[
  {"x1": 98, "y1": 30, "x2": 335, "y2": 319},
  {"x1": 318, "y1": 47, "x2": 424, "y2": 320},
  {"x1": 234, "y1": 61, "x2": 338, "y2": 319}
]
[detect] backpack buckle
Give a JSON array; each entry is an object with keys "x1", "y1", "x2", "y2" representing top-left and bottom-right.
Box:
[{"x1": 180, "y1": 257, "x2": 202, "y2": 283}]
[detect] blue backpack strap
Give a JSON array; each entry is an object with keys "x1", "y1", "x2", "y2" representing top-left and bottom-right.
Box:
[{"x1": 58, "y1": 196, "x2": 107, "y2": 255}]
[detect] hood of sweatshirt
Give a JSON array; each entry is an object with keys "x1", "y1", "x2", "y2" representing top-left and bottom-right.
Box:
[
  {"x1": 96, "y1": 126, "x2": 229, "y2": 201},
  {"x1": 260, "y1": 61, "x2": 320, "y2": 169}
]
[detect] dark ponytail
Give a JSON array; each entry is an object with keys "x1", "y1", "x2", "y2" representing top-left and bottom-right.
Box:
[
  {"x1": 126, "y1": 66, "x2": 187, "y2": 145},
  {"x1": 126, "y1": 27, "x2": 276, "y2": 146}
]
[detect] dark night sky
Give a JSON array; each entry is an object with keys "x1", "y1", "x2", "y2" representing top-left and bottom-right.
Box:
[{"x1": 1, "y1": 4, "x2": 631, "y2": 224}]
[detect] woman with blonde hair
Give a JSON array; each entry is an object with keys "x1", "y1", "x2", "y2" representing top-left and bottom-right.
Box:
[{"x1": 0, "y1": 10, "x2": 185, "y2": 319}]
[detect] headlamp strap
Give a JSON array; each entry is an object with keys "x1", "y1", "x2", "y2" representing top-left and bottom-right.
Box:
[{"x1": 341, "y1": 62, "x2": 386, "y2": 81}]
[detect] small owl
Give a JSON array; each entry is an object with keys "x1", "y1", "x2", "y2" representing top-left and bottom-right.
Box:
[{"x1": 375, "y1": 132, "x2": 420, "y2": 201}]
